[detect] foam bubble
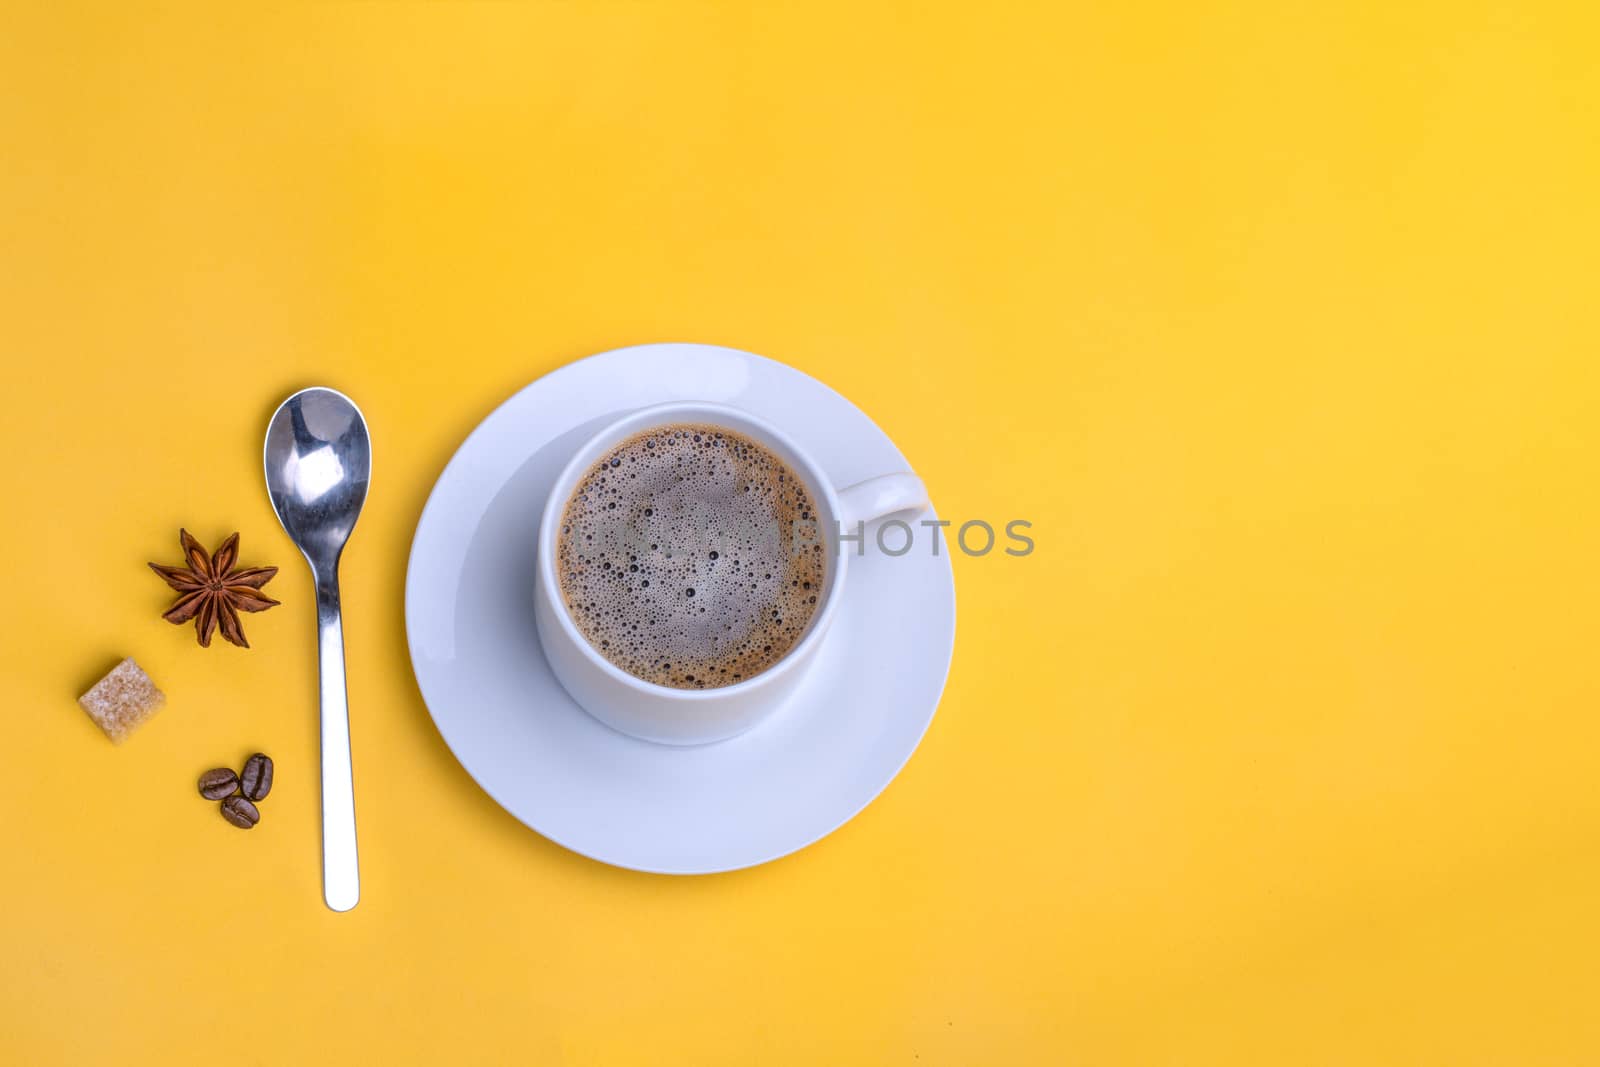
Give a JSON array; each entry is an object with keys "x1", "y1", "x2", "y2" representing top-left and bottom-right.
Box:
[{"x1": 555, "y1": 423, "x2": 827, "y2": 689}]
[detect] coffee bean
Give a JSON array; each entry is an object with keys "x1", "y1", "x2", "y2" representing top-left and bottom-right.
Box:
[
  {"x1": 198, "y1": 767, "x2": 240, "y2": 800},
  {"x1": 240, "y1": 753, "x2": 274, "y2": 801},
  {"x1": 220, "y1": 795, "x2": 260, "y2": 829}
]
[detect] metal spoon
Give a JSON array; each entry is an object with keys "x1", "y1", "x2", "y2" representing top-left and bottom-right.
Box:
[{"x1": 264, "y1": 387, "x2": 371, "y2": 912}]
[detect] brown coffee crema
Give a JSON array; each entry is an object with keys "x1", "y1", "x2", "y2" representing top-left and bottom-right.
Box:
[{"x1": 555, "y1": 423, "x2": 826, "y2": 689}]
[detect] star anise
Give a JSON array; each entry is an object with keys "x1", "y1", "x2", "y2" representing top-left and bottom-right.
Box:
[{"x1": 149, "y1": 529, "x2": 280, "y2": 648}]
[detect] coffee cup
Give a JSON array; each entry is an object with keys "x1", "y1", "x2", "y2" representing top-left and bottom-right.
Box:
[{"x1": 534, "y1": 401, "x2": 927, "y2": 745}]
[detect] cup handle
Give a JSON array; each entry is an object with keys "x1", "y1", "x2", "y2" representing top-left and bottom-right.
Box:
[{"x1": 836, "y1": 473, "x2": 929, "y2": 526}]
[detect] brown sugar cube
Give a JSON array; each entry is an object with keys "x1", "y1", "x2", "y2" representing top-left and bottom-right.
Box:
[{"x1": 77, "y1": 658, "x2": 166, "y2": 743}]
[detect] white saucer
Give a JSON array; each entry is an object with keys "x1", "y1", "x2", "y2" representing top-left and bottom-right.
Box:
[{"x1": 404, "y1": 343, "x2": 956, "y2": 873}]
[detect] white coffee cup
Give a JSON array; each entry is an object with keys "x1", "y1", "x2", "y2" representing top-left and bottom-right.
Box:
[{"x1": 534, "y1": 401, "x2": 928, "y2": 745}]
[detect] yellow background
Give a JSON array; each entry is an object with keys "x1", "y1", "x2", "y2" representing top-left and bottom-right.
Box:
[{"x1": 2, "y1": 3, "x2": 1597, "y2": 1064}]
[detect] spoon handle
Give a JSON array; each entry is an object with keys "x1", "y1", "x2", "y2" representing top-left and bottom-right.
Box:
[{"x1": 315, "y1": 570, "x2": 361, "y2": 912}]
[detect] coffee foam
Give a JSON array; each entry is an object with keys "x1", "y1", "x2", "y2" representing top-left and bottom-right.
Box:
[{"x1": 555, "y1": 423, "x2": 826, "y2": 689}]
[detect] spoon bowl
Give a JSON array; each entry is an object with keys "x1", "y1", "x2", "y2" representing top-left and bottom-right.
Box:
[
  {"x1": 265, "y1": 388, "x2": 372, "y2": 569},
  {"x1": 264, "y1": 387, "x2": 372, "y2": 912}
]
